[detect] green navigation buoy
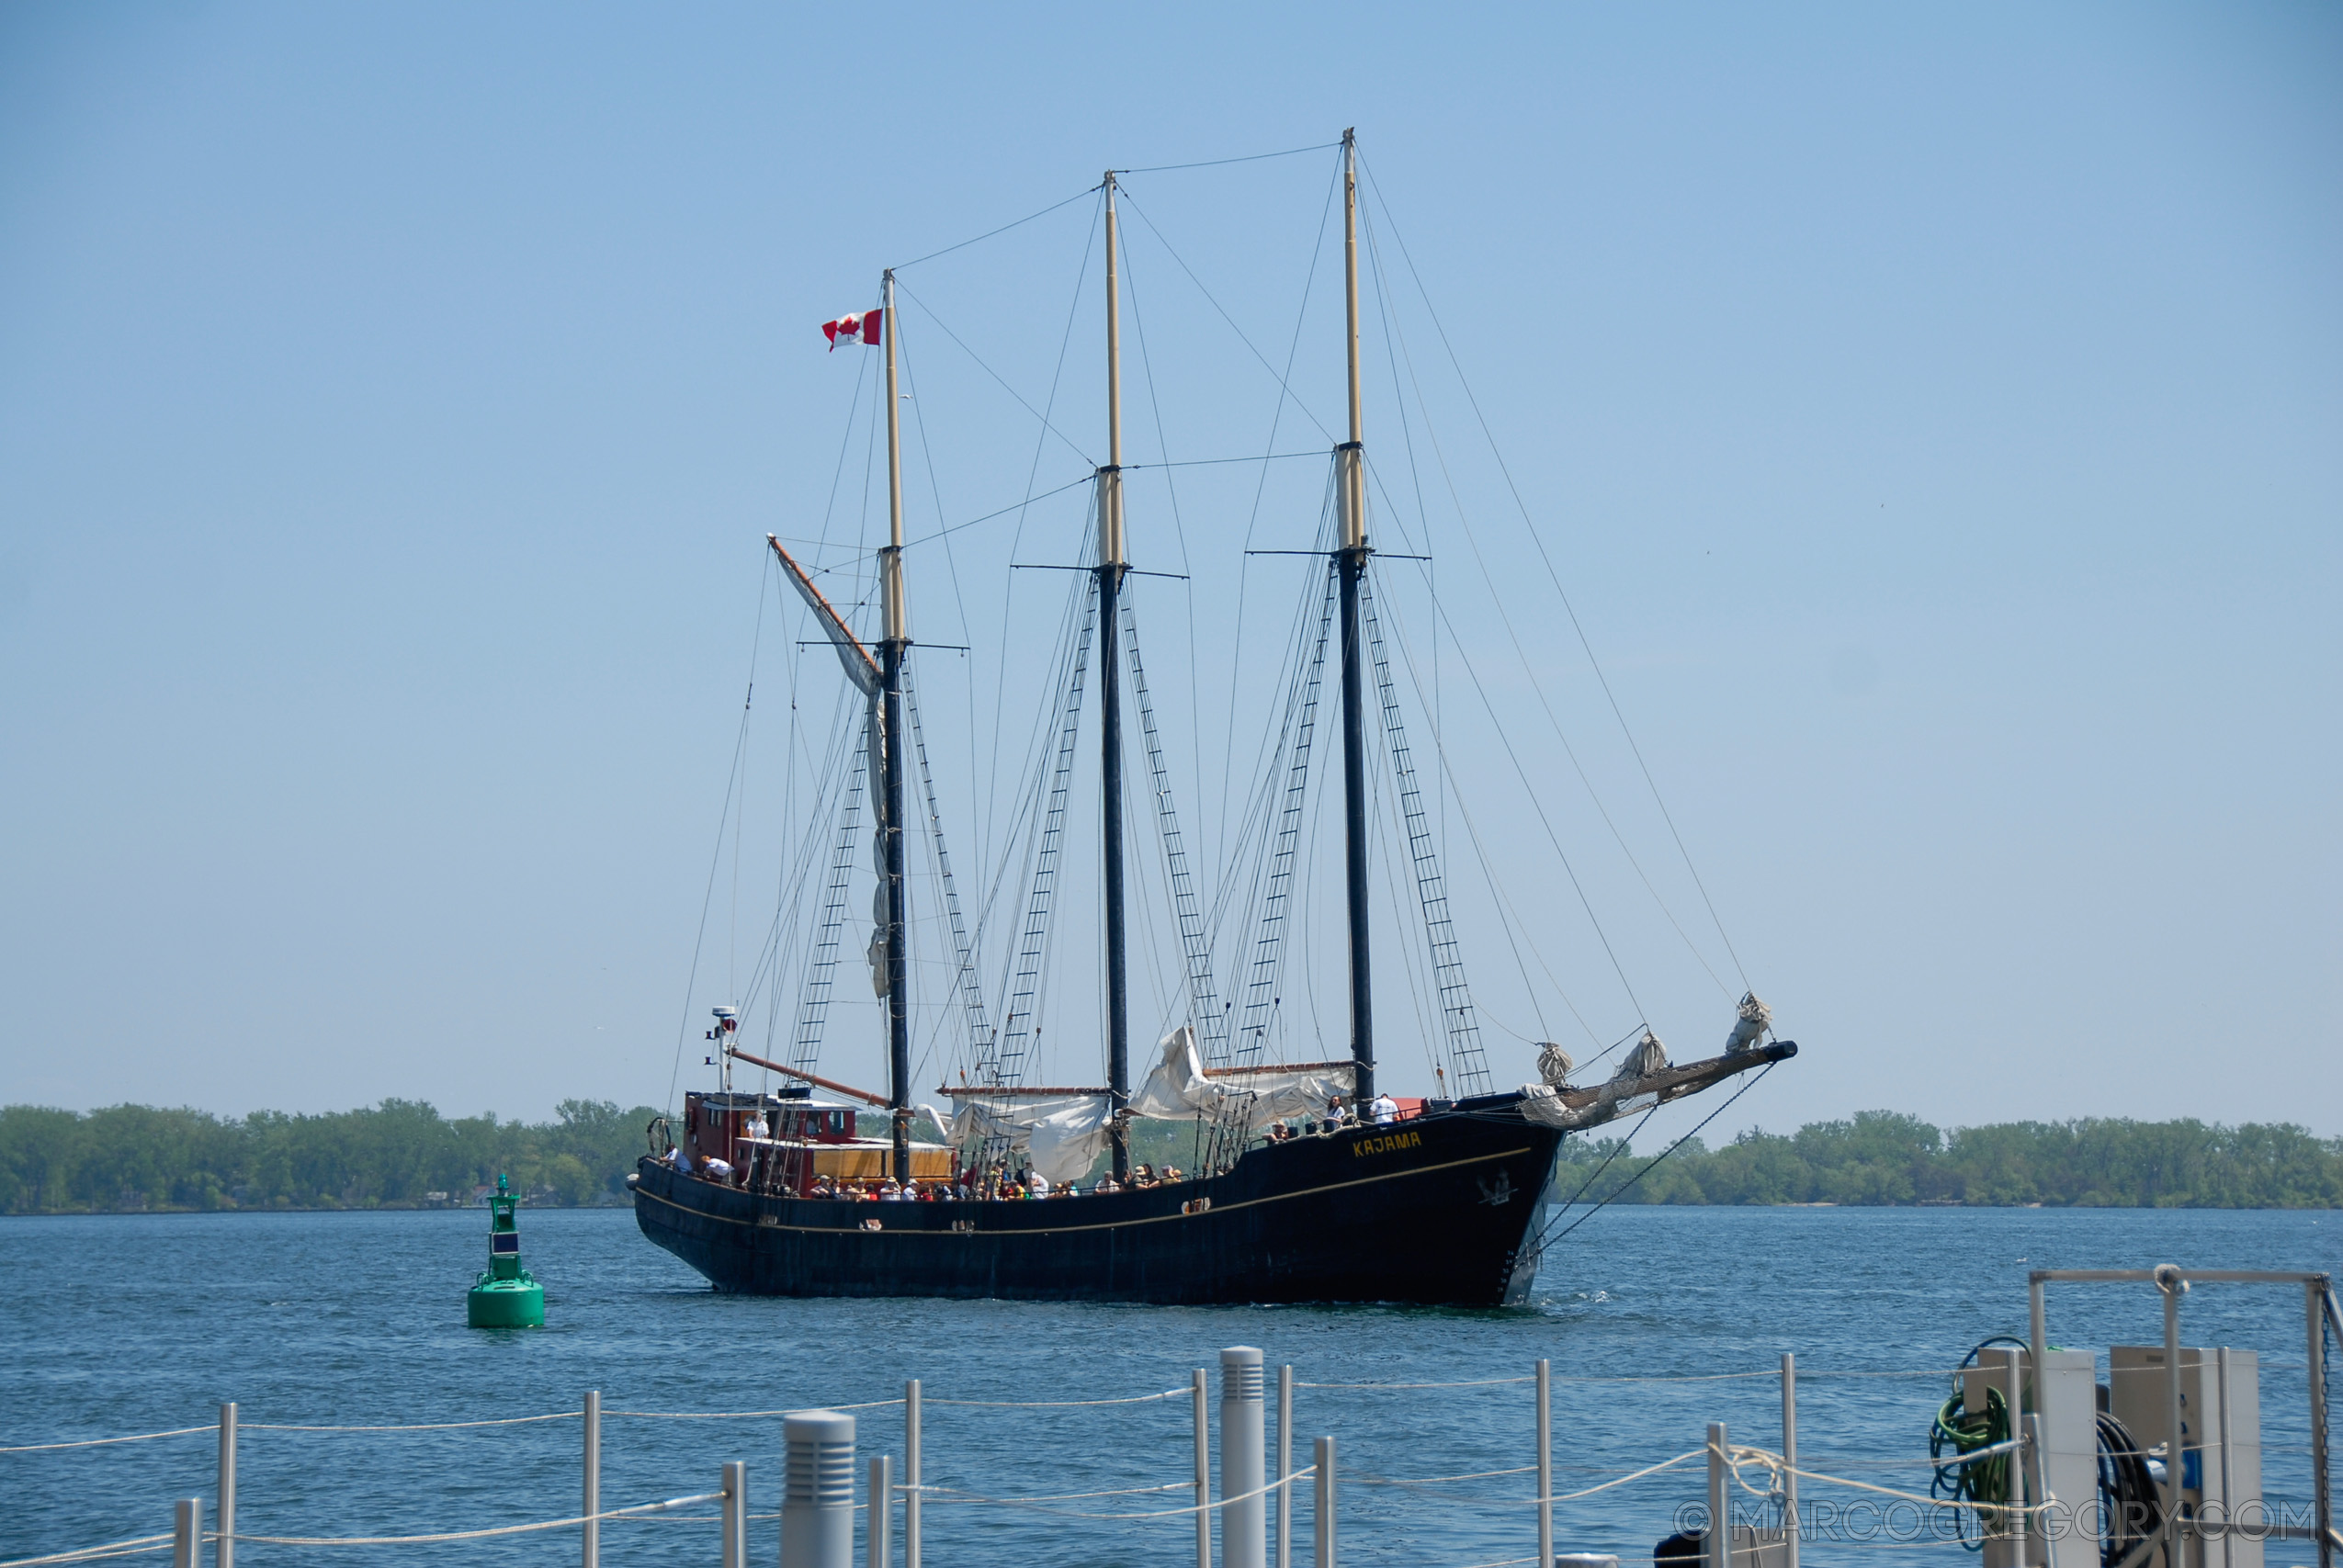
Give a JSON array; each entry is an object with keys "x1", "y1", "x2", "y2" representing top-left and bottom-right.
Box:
[{"x1": 466, "y1": 1174, "x2": 544, "y2": 1328}]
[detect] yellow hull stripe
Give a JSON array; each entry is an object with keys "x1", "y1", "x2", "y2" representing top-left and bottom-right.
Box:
[{"x1": 635, "y1": 1145, "x2": 1534, "y2": 1240}]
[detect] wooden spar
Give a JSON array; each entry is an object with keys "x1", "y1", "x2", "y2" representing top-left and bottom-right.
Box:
[
  {"x1": 767, "y1": 535, "x2": 880, "y2": 689},
  {"x1": 1550, "y1": 1040, "x2": 1798, "y2": 1115},
  {"x1": 935, "y1": 1085, "x2": 1112, "y2": 1099},
  {"x1": 724, "y1": 1044, "x2": 893, "y2": 1110},
  {"x1": 1202, "y1": 1060, "x2": 1355, "y2": 1078}
]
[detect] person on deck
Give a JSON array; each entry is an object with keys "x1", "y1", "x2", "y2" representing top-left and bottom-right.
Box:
[
  {"x1": 1027, "y1": 1171, "x2": 1050, "y2": 1198},
  {"x1": 1371, "y1": 1091, "x2": 1398, "y2": 1125}
]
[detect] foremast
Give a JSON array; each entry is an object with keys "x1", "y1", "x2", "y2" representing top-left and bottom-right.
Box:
[
  {"x1": 879, "y1": 267, "x2": 913, "y2": 1184},
  {"x1": 1098, "y1": 173, "x2": 1133, "y2": 1184},
  {"x1": 1335, "y1": 129, "x2": 1375, "y2": 1109}
]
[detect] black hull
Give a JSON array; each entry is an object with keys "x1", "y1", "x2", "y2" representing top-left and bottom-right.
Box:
[{"x1": 632, "y1": 1104, "x2": 1565, "y2": 1307}]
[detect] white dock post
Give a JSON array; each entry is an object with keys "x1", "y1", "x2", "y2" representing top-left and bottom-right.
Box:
[
  {"x1": 1276, "y1": 1366, "x2": 1293, "y2": 1568},
  {"x1": 215, "y1": 1403, "x2": 235, "y2": 1568},
  {"x1": 173, "y1": 1498, "x2": 200, "y2": 1568},
  {"x1": 1707, "y1": 1421, "x2": 1729, "y2": 1568},
  {"x1": 2306, "y1": 1282, "x2": 2332, "y2": 1568},
  {"x1": 1536, "y1": 1359, "x2": 1553, "y2": 1568},
  {"x1": 2023, "y1": 1413, "x2": 2058, "y2": 1568},
  {"x1": 1194, "y1": 1368, "x2": 1212, "y2": 1568},
  {"x1": 904, "y1": 1379, "x2": 921, "y2": 1568},
  {"x1": 1222, "y1": 1348, "x2": 1266, "y2": 1568},
  {"x1": 583, "y1": 1390, "x2": 601, "y2": 1568},
  {"x1": 2214, "y1": 1348, "x2": 2234, "y2": 1568},
  {"x1": 783, "y1": 1410, "x2": 857, "y2": 1568},
  {"x1": 2159, "y1": 1267, "x2": 2186, "y2": 1568},
  {"x1": 866, "y1": 1456, "x2": 889, "y2": 1568},
  {"x1": 1779, "y1": 1356, "x2": 1798, "y2": 1568},
  {"x1": 722, "y1": 1459, "x2": 747, "y2": 1568},
  {"x1": 2005, "y1": 1344, "x2": 2029, "y2": 1562},
  {"x1": 1313, "y1": 1436, "x2": 1336, "y2": 1568}
]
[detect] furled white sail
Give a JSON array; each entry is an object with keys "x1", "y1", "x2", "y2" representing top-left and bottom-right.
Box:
[
  {"x1": 945, "y1": 1095, "x2": 1113, "y2": 1185},
  {"x1": 1130, "y1": 1027, "x2": 1352, "y2": 1134}
]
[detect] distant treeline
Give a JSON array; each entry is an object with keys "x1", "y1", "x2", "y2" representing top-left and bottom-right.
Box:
[
  {"x1": 0, "y1": 1100, "x2": 660, "y2": 1214},
  {"x1": 1562, "y1": 1111, "x2": 2343, "y2": 1209},
  {"x1": 1, "y1": 1103, "x2": 2337, "y2": 1215}
]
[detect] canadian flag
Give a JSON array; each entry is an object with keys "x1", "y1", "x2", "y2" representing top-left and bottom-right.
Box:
[{"x1": 821, "y1": 309, "x2": 884, "y2": 351}]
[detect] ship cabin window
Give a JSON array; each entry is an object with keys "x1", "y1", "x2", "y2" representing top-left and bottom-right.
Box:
[
  {"x1": 825, "y1": 1111, "x2": 851, "y2": 1139},
  {"x1": 491, "y1": 1233, "x2": 520, "y2": 1255}
]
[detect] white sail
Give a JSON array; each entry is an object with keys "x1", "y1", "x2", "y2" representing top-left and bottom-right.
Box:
[
  {"x1": 1130, "y1": 1027, "x2": 1353, "y2": 1134},
  {"x1": 945, "y1": 1095, "x2": 1113, "y2": 1185}
]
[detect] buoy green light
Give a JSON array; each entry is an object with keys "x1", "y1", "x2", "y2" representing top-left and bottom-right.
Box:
[{"x1": 466, "y1": 1173, "x2": 545, "y2": 1328}]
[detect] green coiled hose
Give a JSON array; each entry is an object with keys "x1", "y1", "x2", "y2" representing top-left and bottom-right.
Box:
[{"x1": 1931, "y1": 1382, "x2": 2014, "y2": 1550}]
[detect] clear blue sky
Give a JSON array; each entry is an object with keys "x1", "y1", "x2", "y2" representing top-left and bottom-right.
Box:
[{"x1": 2, "y1": 2, "x2": 2336, "y2": 1143}]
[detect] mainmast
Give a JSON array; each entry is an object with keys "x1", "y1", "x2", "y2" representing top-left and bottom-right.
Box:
[
  {"x1": 879, "y1": 268, "x2": 913, "y2": 1183},
  {"x1": 1098, "y1": 172, "x2": 1132, "y2": 1183},
  {"x1": 1336, "y1": 129, "x2": 1376, "y2": 1110}
]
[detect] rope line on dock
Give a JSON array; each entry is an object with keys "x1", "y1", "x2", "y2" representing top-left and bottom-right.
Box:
[
  {"x1": 1723, "y1": 1442, "x2": 2057, "y2": 1517},
  {"x1": 1353, "y1": 1449, "x2": 1705, "y2": 1506},
  {"x1": 0, "y1": 1534, "x2": 175, "y2": 1567},
  {"x1": 220, "y1": 1487, "x2": 728, "y2": 1546},
  {"x1": 606, "y1": 1398, "x2": 906, "y2": 1418},
  {"x1": 925, "y1": 1388, "x2": 1189, "y2": 1407},
  {"x1": 1, "y1": 1365, "x2": 1999, "y2": 1451},
  {"x1": 1296, "y1": 1376, "x2": 1533, "y2": 1389},
  {"x1": 243, "y1": 1412, "x2": 581, "y2": 1432},
  {"x1": 915, "y1": 1479, "x2": 1194, "y2": 1505},
  {"x1": 0, "y1": 1426, "x2": 216, "y2": 1453},
  {"x1": 913, "y1": 1465, "x2": 1314, "y2": 1520},
  {"x1": 1354, "y1": 1461, "x2": 1537, "y2": 1484}
]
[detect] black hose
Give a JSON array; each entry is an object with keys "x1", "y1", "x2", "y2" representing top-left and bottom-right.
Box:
[{"x1": 2095, "y1": 1410, "x2": 2163, "y2": 1568}]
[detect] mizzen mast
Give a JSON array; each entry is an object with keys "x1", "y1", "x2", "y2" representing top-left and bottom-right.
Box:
[
  {"x1": 879, "y1": 266, "x2": 914, "y2": 1184},
  {"x1": 1335, "y1": 129, "x2": 1376, "y2": 1109},
  {"x1": 1097, "y1": 172, "x2": 1133, "y2": 1183}
]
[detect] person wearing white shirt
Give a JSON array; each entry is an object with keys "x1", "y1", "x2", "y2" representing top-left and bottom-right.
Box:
[{"x1": 1371, "y1": 1092, "x2": 1398, "y2": 1125}]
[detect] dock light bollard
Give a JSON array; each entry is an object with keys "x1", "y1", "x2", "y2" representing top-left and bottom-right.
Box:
[
  {"x1": 866, "y1": 1456, "x2": 890, "y2": 1568},
  {"x1": 1313, "y1": 1436, "x2": 1336, "y2": 1568},
  {"x1": 1221, "y1": 1348, "x2": 1266, "y2": 1568},
  {"x1": 216, "y1": 1403, "x2": 236, "y2": 1568},
  {"x1": 1707, "y1": 1422, "x2": 1730, "y2": 1568},
  {"x1": 721, "y1": 1460, "x2": 747, "y2": 1568},
  {"x1": 173, "y1": 1498, "x2": 200, "y2": 1568},
  {"x1": 783, "y1": 1411, "x2": 857, "y2": 1568}
]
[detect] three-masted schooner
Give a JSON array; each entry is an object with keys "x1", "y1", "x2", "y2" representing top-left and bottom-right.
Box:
[{"x1": 630, "y1": 133, "x2": 1795, "y2": 1306}]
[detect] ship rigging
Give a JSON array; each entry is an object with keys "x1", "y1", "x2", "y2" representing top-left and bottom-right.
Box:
[{"x1": 632, "y1": 132, "x2": 1796, "y2": 1304}]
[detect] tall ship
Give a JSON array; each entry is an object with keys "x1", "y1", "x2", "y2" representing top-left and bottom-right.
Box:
[{"x1": 631, "y1": 133, "x2": 1795, "y2": 1306}]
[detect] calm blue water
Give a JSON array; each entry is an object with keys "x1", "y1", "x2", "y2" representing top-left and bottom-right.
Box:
[{"x1": 3, "y1": 1206, "x2": 2335, "y2": 1567}]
